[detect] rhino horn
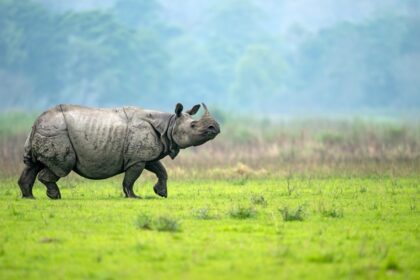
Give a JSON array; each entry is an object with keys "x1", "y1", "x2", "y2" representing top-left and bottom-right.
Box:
[{"x1": 201, "y1": 103, "x2": 210, "y2": 117}]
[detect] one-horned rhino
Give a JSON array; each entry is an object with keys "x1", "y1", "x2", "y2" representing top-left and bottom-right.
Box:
[{"x1": 18, "y1": 103, "x2": 220, "y2": 199}]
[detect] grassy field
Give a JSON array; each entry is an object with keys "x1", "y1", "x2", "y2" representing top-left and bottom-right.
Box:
[
  {"x1": 0, "y1": 176, "x2": 418, "y2": 279},
  {"x1": 0, "y1": 113, "x2": 419, "y2": 279}
]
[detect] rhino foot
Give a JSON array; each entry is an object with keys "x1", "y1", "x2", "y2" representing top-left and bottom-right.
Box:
[
  {"x1": 125, "y1": 194, "x2": 141, "y2": 199},
  {"x1": 22, "y1": 195, "x2": 36, "y2": 199},
  {"x1": 46, "y1": 188, "x2": 61, "y2": 200},
  {"x1": 123, "y1": 187, "x2": 140, "y2": 199},
  {"x1": 153, "y1": 182, "x2": 167, "y2": 198}
]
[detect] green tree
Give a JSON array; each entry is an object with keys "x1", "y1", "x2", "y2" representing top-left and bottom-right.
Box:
[{"x1": 230, "y1": 45, "x2": 284, "y2": 111}]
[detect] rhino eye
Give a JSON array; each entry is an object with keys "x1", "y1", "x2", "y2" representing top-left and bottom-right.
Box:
[{"x1": 190, "y1": 122, "x2": 197, "y2": 128}]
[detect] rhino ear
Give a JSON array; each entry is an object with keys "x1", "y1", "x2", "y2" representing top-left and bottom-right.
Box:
[
  {"x1": 175, "y1": 103, "x2": 183, "y2": 117},
  {"x1": 186, "y1": 104, "x2": 200, "y2": 115}
]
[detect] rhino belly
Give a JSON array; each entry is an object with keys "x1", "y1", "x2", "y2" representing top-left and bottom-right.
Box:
[
  {"x1": 64, "y1": 107, "x2": 127, "y2": 179},
  {"x1": 73, "y1": 150, "x2": 124, "y2": 179}
]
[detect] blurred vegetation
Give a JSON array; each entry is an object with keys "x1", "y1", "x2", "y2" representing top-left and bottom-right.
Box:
[
  {"x1": 0, "y1": 111, "x2": 36, "y2": 137},
  {"x1": 1, "y1": 112, "x2": 419, "y2": 178},
  {"x1": 0, "y1": 0, "x2": 419, "y2": 114}
]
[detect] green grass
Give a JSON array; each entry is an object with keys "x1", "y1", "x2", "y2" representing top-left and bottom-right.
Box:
[{"x1": 0, "y1": 176, "x2": 419, "y2": 279}]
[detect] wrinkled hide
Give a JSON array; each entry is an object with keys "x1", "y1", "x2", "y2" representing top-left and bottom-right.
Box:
[
  {"x1": 26, "y1": 105, "x2": 180, "y2": 179},
  {"x1": 19, "y1": 103, "x2": 220, "y2": 200}
]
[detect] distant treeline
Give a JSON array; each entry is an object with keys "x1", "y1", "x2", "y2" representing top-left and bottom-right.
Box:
[
  {"x1": 1, "y1": 111, "x2": 419, "y2": 177},
  {"x1": 0, "y1": 0, "x2": 419, "y2": 114}
]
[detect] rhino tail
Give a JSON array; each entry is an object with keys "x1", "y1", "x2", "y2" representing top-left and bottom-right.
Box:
[{"x1": 23, "y1": 124, "x2": 37, "y2": 166}]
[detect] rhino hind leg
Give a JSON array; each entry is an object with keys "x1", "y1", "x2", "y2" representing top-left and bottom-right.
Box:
[
  {"x1": 123, "y1": 162, "x2": 145, "y2": 198},
  {"x1": 146, "y1": 161, "x2": 168, "y2": 198},
  {"x1": 31, "y1": 130, "x2": 76, "y2": 179},
  {"x1": 38, "y1": 168, "x2": 61, "y2": 199},
  {"x1": 18, "y1": 163, "x2": 43, "y2": 199}
]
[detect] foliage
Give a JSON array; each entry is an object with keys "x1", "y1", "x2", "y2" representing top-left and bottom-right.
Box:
[
  {"x1": 135, "y1": 213, "x2": 180, "y2": 232},
  {"x1": 192, "y1": 207, "x2": 214, "y2": 220},
  {"x1": 0, "y1": 0, "x2": 169, "y2": 108},
  {"x1": 279, "y1": 205, "x2": 305, "y2": 221},
  {"x1": 250, "y1": 194, "x2": 267, "y2": 207},
  {"x1": 320, "y1": 207, "x2": 344, "y2": 219},
  {"x1": 135, "y1": 213, "x2": 153, "y2": 230},
  {"x1": 0, "y1": 0, "x2": 419, "y2": 114},
  {"x1": 229, "y1": 206, "x2": 257, "y2": 219},
  {"x1": 153, "y1": 216, "x2": 181, "y2": 232}
]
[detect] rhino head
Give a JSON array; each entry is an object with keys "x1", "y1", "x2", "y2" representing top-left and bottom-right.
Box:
[{"x1": 171, "y1": 103, "x2": 220, "y2": 149}]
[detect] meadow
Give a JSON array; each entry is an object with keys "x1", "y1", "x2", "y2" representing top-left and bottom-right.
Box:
[
  {"x1": 0, "y1": 113, "x2": 419, "y2": 279},
  {"x1": 0, "y1": 176, "x2": 418, "y2": 279}
]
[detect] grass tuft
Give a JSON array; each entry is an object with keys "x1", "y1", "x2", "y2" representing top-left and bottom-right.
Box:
[
  {"x1": 154, "y1": 216, "x2": 181, "y2": 232},
  {"x1": 385, "y1": 257, "x2": 400, "y2": 271},
  {"x1": 321, "y1": 207, "x2": 344, "y2": 218},
  {"x1": 279, "y1": 205, "x2": 305, "y2": 221},
  {"x1": 307, "y1": 252, "x2": 335, "y2": 263},
  {"x1": 136, "y1": 214, "x2": 180, "y2": 232},
  {"x1": 229, "y1": 206, "x2": 257, "y2": 219},
  {"x1": 193, "y1": 207, "x2": 214, "y2": 220},
  {"x1": 135, "y1": 214, "x2": 153, "y2": 230},
  {"x1": 250, "y1": 194, "x2": 268, "y2": 206}
]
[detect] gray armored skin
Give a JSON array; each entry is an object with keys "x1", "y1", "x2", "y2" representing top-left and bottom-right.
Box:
[{"x1": 18, "y1": 103, "x2": 220, "y2": 199}]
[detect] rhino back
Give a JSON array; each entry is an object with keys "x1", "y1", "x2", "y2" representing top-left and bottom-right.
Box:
[{"x1": 62, "y1": 105, "x2": 128, "y2": 179}]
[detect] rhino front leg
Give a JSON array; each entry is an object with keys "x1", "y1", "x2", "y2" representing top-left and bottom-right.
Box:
[
  {"x1": 146, "y1": 161, "x2": 168, "y2": 198},
  {"x1": 123, "y1": 162, "x2": 145, "y2": 198},
  {"x1": 38, "y1": 168, "x2": 61, "y2": 199}
]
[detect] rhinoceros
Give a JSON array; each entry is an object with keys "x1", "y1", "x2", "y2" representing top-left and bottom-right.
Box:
[{"x1": 18, "y1": 103, "x2": 220, "y2": 199}]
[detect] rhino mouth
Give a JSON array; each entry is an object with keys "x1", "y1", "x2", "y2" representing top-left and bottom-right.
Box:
[
  {"x1": 193, "y1": 137, "x2": 211, "y2": 146},
  {"x1": 201, "y1": 125, "x2": 220, "y2": 136},
  {"x1": 201, "y1": 130, "x2": 219, "y2": 139},
  {"x1": 193, "y1": 131, "x2": 218, "y2": 146}
]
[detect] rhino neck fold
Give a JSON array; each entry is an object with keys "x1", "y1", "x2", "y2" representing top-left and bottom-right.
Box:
[
  {"x1": 131, "y1": 109, "x2": 180, "y2": 160},
  {"x1": 166, "y1": 114, "x2": 179, "y2": 159}
]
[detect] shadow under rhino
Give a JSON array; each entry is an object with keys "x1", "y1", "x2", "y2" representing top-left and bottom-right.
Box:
[{"x1": 17, "y1": 103, "x2": 220, "y2": 199}]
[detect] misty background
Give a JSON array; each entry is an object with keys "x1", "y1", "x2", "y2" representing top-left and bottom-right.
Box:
[{"x1": 1, "y1": 0, "x2": 419, "y2": 116}]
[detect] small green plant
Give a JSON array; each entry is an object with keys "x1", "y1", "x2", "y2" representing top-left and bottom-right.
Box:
[
  {"x1": 409, "y1": 198, "x2": 416, "y2": 212},
  {"x1": 285, "y1": 175, "x2": 295, "y2": 196},
  {"x1": 154, "y1": 217, "x2": 181, "y2": 232},
  {"x1": 193, "y1": 207, "x2": 213, "y2": 220},
  {"x1": 359, "y1": 186, "x2": 367, "y2": 193},
  {"x1": 385, "y1": 257, "x2": 400, "y2": 271},
  {"x1": 229, "y1": 206, "x2": 256, "y2": 219},
  {"x1": 136, "y1": 214, "x2": 181, "y2": 232},
  {"x1": 279, "y1": 205, "x2": 305, "y2": 221},
  {"x1": 250, "y1": 194, "x2": 267, "y2": 206},
  {"x1": 370, "y1": 202, "x2": 379, "y2": 210},
  {"x1": 135, "y1": 214, "x2": 153, "y2": 230},
  {"x1": 321, "y1": 208, "x2": 344, "y2": 218}
]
